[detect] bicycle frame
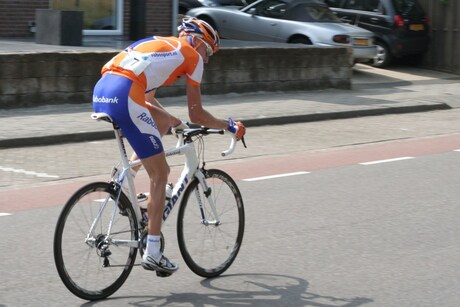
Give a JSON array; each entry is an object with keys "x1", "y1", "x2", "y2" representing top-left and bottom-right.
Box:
[
  {"x1": 54, "y1": 112, "x2": 244, "y2": 301},
  {"x1": 91, "y1": 112, "x2": 235, "y2": 249}
]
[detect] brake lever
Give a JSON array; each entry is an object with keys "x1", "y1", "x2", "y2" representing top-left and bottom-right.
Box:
[{"x1": 241, "y1": 136, "x2": 247, "y2": 148}]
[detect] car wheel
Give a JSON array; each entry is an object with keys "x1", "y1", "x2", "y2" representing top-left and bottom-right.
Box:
[
  {"x1": 371, "y1": 41, "x2": 391, "y2": 68},
  {"x1": 289, "y1": 36, "x2": 312, "y2": 45}
]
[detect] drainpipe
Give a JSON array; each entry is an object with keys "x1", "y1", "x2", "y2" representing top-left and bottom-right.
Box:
[
  {"x1": 130, "y1": 0, "x2": 146, "y2": 40},
  {"x1": 172, "y1": 0, "x2": 178, "y2": 36}
]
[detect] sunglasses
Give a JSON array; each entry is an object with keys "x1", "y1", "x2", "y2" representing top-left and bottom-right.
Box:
[{"x1": 195, "y1": 37, "x2": 214, "y2": 57}]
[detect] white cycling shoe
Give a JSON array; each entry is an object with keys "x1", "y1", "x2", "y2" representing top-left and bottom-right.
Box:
[{"x1": 141, "y1": 253, "x2": 179, "y2": 276}]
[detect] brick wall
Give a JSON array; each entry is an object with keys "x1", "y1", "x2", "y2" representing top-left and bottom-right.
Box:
[
  {"x1": 146, "y1": 0, "x2": 173, "y2": 36},
  {"x1": 123, "y1": 0, "x2": 130, "y2": 37},
  {"x1": 0, "y1": 0, "x2": 48, "y2": 37},
  {"x1": 0, "y1": 0, "x2": 173, "y2": 38},
  {"x1": 0, "y1": 47, "x2": 352, "y2": 108}
]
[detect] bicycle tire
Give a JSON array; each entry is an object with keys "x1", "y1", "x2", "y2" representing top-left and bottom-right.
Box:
[
  {"x1": 177, "y1": 169, "x2": 245, "y2": 278},
  {"x1": 53, "y1": 181, "x2": 138, "y2": 300}
]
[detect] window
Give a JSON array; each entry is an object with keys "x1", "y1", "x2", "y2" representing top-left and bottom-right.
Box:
[
  {"x1": 344, "y1": 0, "x2": 380, "y2": 12},
  {"x1": 393, "y1": 0, "x2": 425, "y2": 16},
  {"x1": 286, "y1": 5, "x2": 340, "y2": 22},
  {"x1": 252, "y1": 0, "x2": 288, "y2": 18},
  {"x1": 51, "y1": 0, "x2": 123, "y2": 35},
  {"x1": 324, "y1": 0, "x2": 343, "y2": 8}
]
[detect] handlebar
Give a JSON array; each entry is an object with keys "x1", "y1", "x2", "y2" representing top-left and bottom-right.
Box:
[
  {"x1": 177, "y1": 127, "x2": 241, "y2": 157},
  {"x1": 222, "y1": 135, "x2": 237, "y2": 157}
]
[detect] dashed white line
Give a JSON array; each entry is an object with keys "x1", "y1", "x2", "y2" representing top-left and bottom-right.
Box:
[
  {"x1": 0, "y1": 213, "x2": 12, "y2": 217},
  {"x1": 0, "y1": 166, "x2": 59, "y2": 178},
  {"x1": 454, "y1": 149, "x2": 460, "y2": 152},
  {"x1": 360, "y1": 157, "x2": 415, "y2": 165},
  {"x1": 243, "y1": 171, "x2": 310, "y2": 182}
]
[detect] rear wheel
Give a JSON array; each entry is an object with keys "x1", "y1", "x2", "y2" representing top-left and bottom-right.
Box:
[
  {"x1": 371, "y1": 41, "x2": 392, "y2": 68},
  {"x1": 54, "y1": 182, "x2": 138, "y2": 300}
]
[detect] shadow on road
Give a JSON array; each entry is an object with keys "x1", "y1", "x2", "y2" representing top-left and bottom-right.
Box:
[{"x1": 82, "y1": 273, "x2": 373, "y2": 306}]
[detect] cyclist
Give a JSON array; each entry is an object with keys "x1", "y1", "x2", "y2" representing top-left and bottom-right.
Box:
[{"x1": 92, "y1": 17, "x2": 245, "y2": 276}]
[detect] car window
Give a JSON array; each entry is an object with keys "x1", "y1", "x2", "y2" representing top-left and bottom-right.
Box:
[
  {"x1": 252, "y1": 0, "x2": 288, "y2": 18},
  {"x1": 392, "y1": 0, "x2": 425, "y2": 16},
  {"x1": 344, "y1": 0, "x2": 380, "y2": 12},
  {"x1": 324, "y1": 0, "x2": 343, "y2": 8},
  {"x1": 285, "y1": 5, "x2": 341, "y2": 22}
]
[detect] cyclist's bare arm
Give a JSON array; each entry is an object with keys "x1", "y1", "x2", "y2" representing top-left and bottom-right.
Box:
[
  {"x1": 186, "y1": 84, "x2": 227, "y2": 129},
  {"x1": 145, "y1": 91, "x2": 182, "y2": 130}
]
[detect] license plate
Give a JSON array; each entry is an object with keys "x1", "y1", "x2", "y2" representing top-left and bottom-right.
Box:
[
  {"x1": 354, "y1": 38, "x2": 369, "y2": 46},
  {"x1": 410, "y1": 24, "x2": 424, "y2": 31}
]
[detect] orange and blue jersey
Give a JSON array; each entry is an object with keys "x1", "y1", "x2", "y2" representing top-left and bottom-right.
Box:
[
  {"x1": 92, "y1": 36, "x2": 203, "y2": 159},
  {"x1": 102, "y1": 36, "x2": 204, "y2": 97}
]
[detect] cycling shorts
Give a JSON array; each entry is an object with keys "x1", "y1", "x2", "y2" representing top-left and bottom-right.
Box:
[{"x1": 92, "y1": 73, "x2": 163, "y2": 159}]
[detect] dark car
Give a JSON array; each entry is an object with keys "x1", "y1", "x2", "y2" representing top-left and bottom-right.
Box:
[{"x1": 324, "y1": 0, "x2": 430, "y2": 67}]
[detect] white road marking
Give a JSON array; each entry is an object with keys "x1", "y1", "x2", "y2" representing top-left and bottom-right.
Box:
[
  {"x1": 360, "y1": 157, "x2": 415, "y2": 165},
  {"x1": 0, "y1": 213, "x2": 12, "y2": 217},
  {"x1": 243, "y1": 171, "x2": 310, "y2": 182},
  {"x1": 454, "y1": 149, "x2": 460, "y2": 152},
  {"x1": 0, "y1": 166, "x2": 59, "y2": 178}
]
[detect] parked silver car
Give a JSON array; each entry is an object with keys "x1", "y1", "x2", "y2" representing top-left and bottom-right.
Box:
[{"x1": 187, "y1": 0, "x2": 377, "y2": 63}]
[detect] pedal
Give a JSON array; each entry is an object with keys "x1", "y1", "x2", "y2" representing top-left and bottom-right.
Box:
[
  {"x1": 156, "y1": 271, "x2": 172, "y2": 278},
  {"x1": 137, "y1": 192, "x2": 149, "y2": 202}
]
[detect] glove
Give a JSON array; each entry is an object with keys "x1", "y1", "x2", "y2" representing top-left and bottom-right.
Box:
[
  {"x1": 227, "y1": 118, "x2": 246, "y2": 141},
  {"x1": 171, "y1": 120, "x2": 189, "y2": 137}
]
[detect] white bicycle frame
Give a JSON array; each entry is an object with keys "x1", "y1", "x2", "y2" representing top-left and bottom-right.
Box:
[{"x1": 90, "y1": 112, "x2": 236, "y2": 249}]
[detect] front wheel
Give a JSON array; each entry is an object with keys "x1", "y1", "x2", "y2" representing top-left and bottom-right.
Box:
[
  {"x1": 177, "y1": 169, "x2": 245, "y2": 278},
  {"x1": 53, "y1": 182, "x2": 138, "y2": 300},
  {"x1": 371, "y1": 41, "x2": 392, "y2": 68}
]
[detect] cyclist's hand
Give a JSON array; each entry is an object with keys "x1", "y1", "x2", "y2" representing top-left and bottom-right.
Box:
[
  {"x1": 171, "y1": 120, "x2": 189, "y2": 137},
  {"x1": 227, "y1": 118, "x2": 246, "y2": 141}
]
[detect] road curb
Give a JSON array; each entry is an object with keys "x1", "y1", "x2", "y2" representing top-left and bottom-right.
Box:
[{"x1": 0, "y1": 103, "x2": 451, "y2": 149}]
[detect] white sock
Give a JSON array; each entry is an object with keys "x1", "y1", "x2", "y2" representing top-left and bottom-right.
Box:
[{"x1": 146, "y1": 235, "x2": 161, "y2": 260}]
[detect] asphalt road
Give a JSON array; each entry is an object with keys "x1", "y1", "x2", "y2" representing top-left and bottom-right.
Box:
[
  {"x1": 1, "y1": 109, "x2": 460, "y2": 306},
  {"x1": 1, "y1": 107, "x2": 460, "y2": 190},
  {"x1": 0, "y1": 136, "x2": 459, "y2": 306}
]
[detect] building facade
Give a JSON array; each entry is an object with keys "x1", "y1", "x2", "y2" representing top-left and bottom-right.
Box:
[
  {"x1": 418, "y1": 0, "x2": 459, "y2": 73},
  {"x1": 0, "y1": 0, "x2": 172, "y2": 38},
  {"x1": 0, "y1": 0, "x2": 458, "y2": 74}
]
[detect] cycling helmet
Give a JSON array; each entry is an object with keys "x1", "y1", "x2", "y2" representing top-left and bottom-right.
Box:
[{"x1": 178, "y1": 17, "x2": 220, "y2": 54}]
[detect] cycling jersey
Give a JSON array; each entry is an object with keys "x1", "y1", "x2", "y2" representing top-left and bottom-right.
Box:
[
  {"x1": 92, "y1": 36, "x2": 203, "y2": 159},
  {"x1": 102, "y1": 36, "x2": 204, "y2": 97}
]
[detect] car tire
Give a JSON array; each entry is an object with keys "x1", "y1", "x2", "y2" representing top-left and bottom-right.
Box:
[{"x1": 371, "y1": 41, "x2": 391, "y2": 68}]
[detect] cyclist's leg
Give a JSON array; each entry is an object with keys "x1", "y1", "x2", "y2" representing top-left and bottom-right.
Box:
[
  {"x1": 118, "y1": 84, "x2": 178, "y2": 274},
  {"x1": 141, "y1": 153, "x2": 169, "y2": 237},
  {"x1": 138, "y1": 153, "x2": 179, "y2": 274},
  {"x1": 128, "y1": 92, "x2": 181, "y2": 167}
]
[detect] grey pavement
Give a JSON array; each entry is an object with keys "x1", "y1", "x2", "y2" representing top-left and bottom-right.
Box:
[{"x1": 1, "y1": 38, "x2": 459, "y2": 149}]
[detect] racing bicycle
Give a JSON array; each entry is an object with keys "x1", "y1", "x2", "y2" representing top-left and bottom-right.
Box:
[{"x1": 53, "y1": 112, "x2": 245, "y2": 300}]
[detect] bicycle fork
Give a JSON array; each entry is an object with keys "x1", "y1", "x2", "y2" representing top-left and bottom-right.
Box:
[{"x1": 195, "y1": 170, "x2": 221, "y2": 226}]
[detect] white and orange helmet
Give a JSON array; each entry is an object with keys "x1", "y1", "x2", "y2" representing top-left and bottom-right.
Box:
[{"x1": 178, "y1": 17, "x2": 220, "y2": 55}]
